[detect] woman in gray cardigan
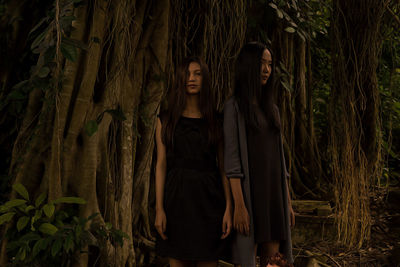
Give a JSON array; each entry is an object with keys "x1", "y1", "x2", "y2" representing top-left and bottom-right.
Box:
[{"x1": 224, "y1": 42, "x2": 294, "y2": 266}]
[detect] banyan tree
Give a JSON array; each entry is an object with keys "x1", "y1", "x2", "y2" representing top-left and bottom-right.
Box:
[{"x1": 0, "y1": 0, "x2": 395, "y2": 265}]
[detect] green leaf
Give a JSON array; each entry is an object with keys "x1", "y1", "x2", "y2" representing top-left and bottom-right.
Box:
[
  {"x1": 3, "y1": 199, "x2": 27, "y2": 210},
  {"x1": 13, "y1": 183, "x2": 29, "y2": 200},
  {"x1": 393, "y1": 101, "x2": 400, "y2": 112},
  {"x1": 61, "y1": 42, "x2": 78, "y2": 61},
  {"x1": 64, "y1": 234, "x2": 74, "y2": 252},
  {"x1": 120, "y1": 230, "x2": 130, "y2": 240},
  {"x1": 16, "y1": 247, "x2": 26, "y2": 261},
  {"x1": 62, "y1": 37, "x2": 89, "y2": 51},
  {"x1": 279, "y1": 62, "x2": 289, "y2": 73},
  {"x1": 32, "y1": 239, "x2": 47, "y2": 258},
  {"x1": 8, "y1": 90, "x2": 26, "y2": 100},
  {"x1": 87, "y1": 212, "x2": 99, "y2": 221},
  {"x1": 51, "y1": 238, "x2": 63, "y2": 257},
  {"x1": 297, "y1": 31, "x2": 306, "y2": 42},
  {"x1": 105, "y1": 109, "x2": 127, "y2": 121},
  {"x1": 56, "y1": 210, "x2": 69, "y2": 221},
  {"x1": 25, "y1": 205, "x2": 35, "y2": 213},
  {"x1": 29, "y1": 17, "x2": 48, "y2": 37},
  {"x1": 17, "y1": 216, "x2": 30, "y2": 231},
  {"x1": 6, "y1": 240, "x2": 24, "y2": 251},
  {"x1": 284, "y1": 27, "x2": 296, "y2": 33},
  {"x1": 276, "y1": 9, "x2": 284, "y2": 19},
  {"x1": 17, "y1": 204, "x2": 27, "y2": 213},
  {"x1": 43, "y1": 203, "x2": 55, "y2": 218},
  {"x1": 0, "y1": 212, "x2": 15, "y2": 225},
  {"x1": 53, "y1": 197, "x2": 86, "y2": 205},
  {"x1": 75, "y1": 224, "x2": 82, "y2": 240},
  {"x1": 39, "y1": 223, "x2": 58, "y2": 235},
  {"x1": 269, "y1": 3, "x2": 277, "y2": 9},
  {"x1": 315, "y1": 98, "x2": 326, "y2": 105},
  {"x1": 20, "y1": 248, "x2": 26, "y2": 260},
  {"x1": 31, "y1": 209, "x2": 43, "y2": 230},
  {"x1": 33, "y1": 45, "x2": 47, "y2": 54},
  {"x1": 84, "y1": 120, "x2": 98, "y2": 137},
  {"x1": 12, "y1": 80, "x2": 29, "y2": 90},
  {"x1": 112, "y1": 229, "x2": 129, "y2": 247},
  {"x1": 33, "y1": 209, "x2": 42, "y2": 222},
  {"x1": 35, "y1": 193, "x2": 47, "y2": 207},
  {"x1": 383, "y1": 140, "x2": 399, "y2": 159},
  {"x1": 31, "y1": 29, "x2": 47, "y2": 49},
  {"x1": 38, "y1": 66, "x2": 50, "y2": 78},
  {"x1": 44, "y1": 46, "x2": 56, "y2": 64},
  {"x1": 281, "y1": 80, "x2": 291, "y2": 91},
  {"x1": 19, "y1": 232, "x2": 41, "y2": 242}
]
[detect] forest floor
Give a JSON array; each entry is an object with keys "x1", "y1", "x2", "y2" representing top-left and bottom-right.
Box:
[
  {"x1": 157, "y1": 187, "x2": 400, "y2": 267},
  {"x1": 291, "y1": 186, "x2": 400, "y2": 267}
]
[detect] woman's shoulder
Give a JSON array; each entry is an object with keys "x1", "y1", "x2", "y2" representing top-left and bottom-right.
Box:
[
  {"x1": 224, "y1": 96, "x2": 237, "y2": 106},
  {"x1": 223, "y1": 96, "x2": 239, "y2": 112}
]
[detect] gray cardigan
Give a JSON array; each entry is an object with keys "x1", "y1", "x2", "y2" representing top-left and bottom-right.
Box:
[{"x1": 223, "y1": 97, "x2": 293, "y2": 266}]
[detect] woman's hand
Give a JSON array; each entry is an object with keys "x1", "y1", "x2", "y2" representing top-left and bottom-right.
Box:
[
  {"x1": 233, "y1": 203, "x2": 250, "y2": 236},
  {"x1": 155, "y1": 209, "x2": 168, "y2": 240},
  {"x1": 221, "y1": 207, "x2": 232, "y2": 239}
]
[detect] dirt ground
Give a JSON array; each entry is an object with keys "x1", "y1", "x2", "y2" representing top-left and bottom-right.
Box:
[
  {"x1": 156, "y1": 187, "x2": 400, "y2": 267},
  {"x1": 291, "y1": 186, "x2": 400, "y2": 267}
]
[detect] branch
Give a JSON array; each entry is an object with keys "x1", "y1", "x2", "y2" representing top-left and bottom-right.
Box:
[{"x1": 386, "y1": 5, "x2": 400, "y2": 27}]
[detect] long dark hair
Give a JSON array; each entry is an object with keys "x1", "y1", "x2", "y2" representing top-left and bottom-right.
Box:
[
  {"x1": 162, "y1": 56, "x2": 221, "y2": 148},
  {"x1": 234, "y1": 42, "x2": 280, "y2": 131}
]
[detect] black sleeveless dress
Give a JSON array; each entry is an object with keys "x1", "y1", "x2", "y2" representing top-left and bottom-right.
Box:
[{"x1": 156, "y1": 114, "x2": 227, "y2": 261}]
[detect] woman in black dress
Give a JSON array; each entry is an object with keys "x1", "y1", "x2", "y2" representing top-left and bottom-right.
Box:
[
  {"x1": 223, "y1": 42, "x2": 295, "y2": 266},
  {"x1": 155, "y1": 57, "x2": 232, "y2": 267}
]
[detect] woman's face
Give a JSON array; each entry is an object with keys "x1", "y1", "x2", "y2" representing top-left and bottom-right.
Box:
[
  {"x1": 186, "y1": 62, "x2": 202, "y2": 94},
  {"x1": 261, "y1": 48, "x2": 272, "y2": 86}
]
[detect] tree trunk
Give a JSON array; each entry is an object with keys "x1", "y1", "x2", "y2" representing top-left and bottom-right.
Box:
[
  {"x1": 1, "y1": 0, "x2": 251, "y2": 265},
  {"x1": 330, "y1": 0, "x2": 387, "y2": 248},
  {"x1": 294, "y1": 36, "x2": 311, "y2": 185},
  {"x1": 1, "y1": 0, "x2": 170, "y2": 266}
]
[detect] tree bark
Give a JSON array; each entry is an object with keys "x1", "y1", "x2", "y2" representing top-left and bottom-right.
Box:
[
  {"x1": 1, "y1": 0, "x2": 170, "y2": 266},
  {"x1": 330, "y1": 0, "x2": 387, "y2": 248}
]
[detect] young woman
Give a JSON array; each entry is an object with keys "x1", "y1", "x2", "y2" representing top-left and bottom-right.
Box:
[
  {"x1": 155, "y1": 57, "x2": 232, "y2": 267},
  {"x1": 223, "y1": 42, "x2": 295, "y2": 266}
]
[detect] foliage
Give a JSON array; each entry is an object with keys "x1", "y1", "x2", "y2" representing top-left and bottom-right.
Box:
[
  {"x1": 0, "y1": 0, "x2": 87, "y2": 202},
  {"x1": 378, "y1": 19, "x2": 400, "y2": 186},
  {"x1": 0, "y1": 183, "x2": 128, "y2": 266},
  {"x1": 0, "y1": 0, "x2": 399, "y2": 263},
  {"x1": 0, "y1": 0, "x2": 86, "y2": 117},
  {"x1": 266, "y1": 0, "x2": 330, "y2": 41}
]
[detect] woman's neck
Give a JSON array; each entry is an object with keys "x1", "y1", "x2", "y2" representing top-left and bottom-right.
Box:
[{"x1": 182, "y1": 94, "x2": 202, "y2": 118}]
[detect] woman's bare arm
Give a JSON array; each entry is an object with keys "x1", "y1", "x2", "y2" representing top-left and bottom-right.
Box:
[
  {"x1": 218, "y1": 142, "x2": 232, "y2": 238},
  {"x1": 155, "y1": 117, "x2": 168, "y2": 239},
  {"x1": 229, "y1": 178, "x2": 250, "y2": 235}
]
